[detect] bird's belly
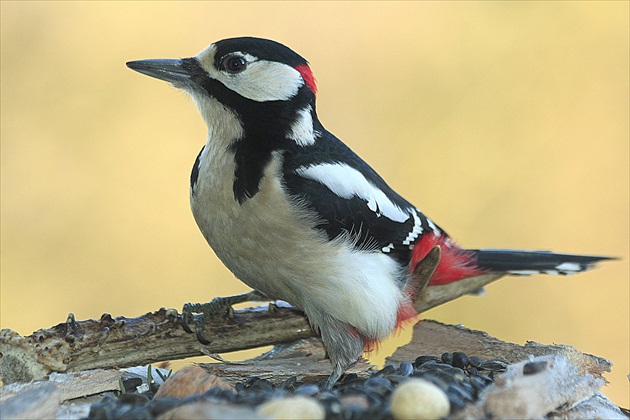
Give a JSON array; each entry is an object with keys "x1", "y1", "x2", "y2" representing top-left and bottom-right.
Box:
[
  {"x1": 190, "y1": 148, "x2": 404, "y2": 339},
  {"x1": 192, "y1": 187, "x2": 324, "y2": 304}
]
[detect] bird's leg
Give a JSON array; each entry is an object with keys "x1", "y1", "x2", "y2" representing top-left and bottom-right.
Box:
[
  {"x1": 323, "y1": 363, "x2": 346, "y2": 390},
  {"x1": 181, "y1": 290, "x2": 268, "y2": 344}
]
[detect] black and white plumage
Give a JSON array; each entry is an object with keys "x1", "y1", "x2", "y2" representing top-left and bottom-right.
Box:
[{"x1": 127, "y1": 37, "x2": 611, "y2": 387}]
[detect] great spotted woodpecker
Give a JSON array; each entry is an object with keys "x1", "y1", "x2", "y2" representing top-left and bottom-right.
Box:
[{"x1": 127, "y1": 37, "x2": 610, "y2": 388}]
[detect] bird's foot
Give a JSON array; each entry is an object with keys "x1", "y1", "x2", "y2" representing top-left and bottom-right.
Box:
[
  {"x1": 323, "y1": 369, "x2": 343, "y2": 390},
  {"x1": 181, "y1": 290, "x2": 268, "y2": 344}
]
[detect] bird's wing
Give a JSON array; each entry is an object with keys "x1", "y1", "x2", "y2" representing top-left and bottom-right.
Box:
[{"x1": 282, "y1": 131, "x2": 438, "y2": 262}]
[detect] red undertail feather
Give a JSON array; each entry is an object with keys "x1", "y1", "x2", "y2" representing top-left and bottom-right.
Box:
[
  {"x1": 366, "y1": 235, "x2": 487, "y2": 352},
  {"x1": 360, "y1": 303, "x2": 418, "y2": 352},
  {"x1": 411, "y1": 234, "x2": 486, "y2": 286},
  {"x1": 394, "y1": 300, "x2": 419, "y2": 329}
]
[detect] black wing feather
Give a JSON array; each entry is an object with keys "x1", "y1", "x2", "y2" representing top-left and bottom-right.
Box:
[{"x1": 282, "y1": 130, "x2": 427, "y2": 265}]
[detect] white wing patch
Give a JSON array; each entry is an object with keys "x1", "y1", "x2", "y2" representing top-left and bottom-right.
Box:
[
  {"x1": 402, "y1": 209, "x2": 423, "y2": 245},
  {"x1": 287, "y1": 105, "x2": 317, "y2": 146},
  {"x1": 295, "y1": 163, "x2": 410, "y2": 223},
  {"x1": 426, "y1": 217, "x2": 441, "y2": 236},
  {"x1": 382, "y1": 243, "x2": 395, "y2": 253}
]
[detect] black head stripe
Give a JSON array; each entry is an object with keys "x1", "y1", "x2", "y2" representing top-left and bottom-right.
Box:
[{"x1": 213, "y1": 37, "x2": 309, "y2": 68}]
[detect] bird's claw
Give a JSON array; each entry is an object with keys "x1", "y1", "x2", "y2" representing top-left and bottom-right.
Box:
[
  {"x1": 194, "y1": 320, "x2": 212, "y2": 345},
  {"x1": 181, "y1": 291, "x2": 268, "y2": 344},
  {"x1": 180, "y1": 297, "x2": 243, "y2": 343},
  {"x1": 181, "y1": 303, "x2": 196, "y2": 334}
]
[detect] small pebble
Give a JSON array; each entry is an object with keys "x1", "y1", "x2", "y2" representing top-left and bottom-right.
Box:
[
  {"x1": 257, "y1": 396, "x2": 325, "y2": 420},
  {"x1": 390, "y1": 378, "x2": 450, "y2": 420},
  {"x1": 153, "y1": 366, "x2": 234, "y2": 399},
  {"x1": 340, "y1": 394, "x2": 370, "y2": 411}
]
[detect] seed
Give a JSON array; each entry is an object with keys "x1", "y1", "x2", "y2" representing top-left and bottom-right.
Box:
[
  {"x1": 523, "y1": 360, "x2": 547, "y2": 375},
  {"x1": 451, "y1": 352, "x2": 469, "y2": 369},
  {"x1": 447, "y1": 384, "x2": 474, "y2": 402},
  {"x1": 414, "y1": 355, "x2": 440, "y2": 367},
  {"x1": 441, "y1": 352, "x2": 454, "y2": 365},
  {"x1": 374, "y1": 364, "x2": 396, "y2": 377},
  {"x1": 364, "y1": 376, "x2": 393, "y2": 396},
  {"x1": 469, "y1": 356, "x2": 483, "y2": 367},
  {"x1": 398, "y1": 361, "x2": 414, "y2": 377},
  {"x1": 479, "y1": 359, "x2": 509, "y2": 372},
  {"x1": 294, "y1": 383, "x2": 320, "y2": 397}
]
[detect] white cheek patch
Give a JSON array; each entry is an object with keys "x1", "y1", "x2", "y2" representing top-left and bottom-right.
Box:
[
  {"x1": 287, "y1": 105, "x2": 317, "y2": 146},
  {"x1": 296, "y1": 163, "x2": 410, "y2": 223},
  {"x1": 226, "y1": 60, "x2": 304, "y2": 102}
]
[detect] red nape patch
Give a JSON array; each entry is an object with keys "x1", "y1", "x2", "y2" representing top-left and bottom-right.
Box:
[
  {"x1": 410, "y1": 235, "x2": 487, "y2": 286},
  {"x1": 294, "y1": 64, "x2": 317, "y2": 96}
]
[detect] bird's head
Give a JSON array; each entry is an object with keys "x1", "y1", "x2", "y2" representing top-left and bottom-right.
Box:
[{"x1": 127, "y1": 37, "x2": 318, "y2": 144}]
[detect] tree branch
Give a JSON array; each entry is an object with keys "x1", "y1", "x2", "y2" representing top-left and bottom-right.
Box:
[{"x1": 0, "y1": 267, "x2": 510, "y2": 384}]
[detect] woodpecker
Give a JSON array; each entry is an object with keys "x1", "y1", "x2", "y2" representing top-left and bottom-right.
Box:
[{"x1": 127, "y1": 37, "x2": 610, "y2": 388}]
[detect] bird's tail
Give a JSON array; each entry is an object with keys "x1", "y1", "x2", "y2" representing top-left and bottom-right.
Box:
[
  {"x1": 410, "y1": 234, "x2": 613, "y2": 286},
  {"x1": 472, "y1": 249, "x2": 611, "y2": 276}
]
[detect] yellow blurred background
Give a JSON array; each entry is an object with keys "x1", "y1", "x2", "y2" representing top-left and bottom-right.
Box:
[{"x1": 1, "y1": 1, "x2": 628, "y2": 407}]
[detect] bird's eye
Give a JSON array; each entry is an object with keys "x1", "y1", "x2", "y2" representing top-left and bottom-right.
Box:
[{"x1": 222, "y1": 56, "x2": 247, "y2": 74}]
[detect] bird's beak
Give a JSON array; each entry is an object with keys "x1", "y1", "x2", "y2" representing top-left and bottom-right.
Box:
[{"x1": 126, "y1": 59, "x2": 191, "y2": 84}]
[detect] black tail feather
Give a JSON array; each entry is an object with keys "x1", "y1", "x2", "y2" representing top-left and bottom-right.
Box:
[{"x1": 472, "y1": 249, "x2": 614, "y2": 275}]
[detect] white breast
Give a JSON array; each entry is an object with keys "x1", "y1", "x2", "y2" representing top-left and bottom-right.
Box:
[{"x1": 190, "y1": 119, "x2": 404, "y2": 341}]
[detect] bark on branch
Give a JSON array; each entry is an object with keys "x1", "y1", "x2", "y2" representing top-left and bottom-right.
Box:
[{"x1": 0, "y1": 270, "x2": 506, "y2": 384}]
